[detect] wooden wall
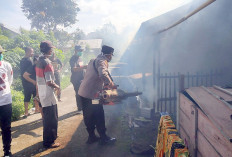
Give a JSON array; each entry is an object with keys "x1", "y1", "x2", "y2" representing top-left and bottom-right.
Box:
[{"x1": 178, "y1": 86, "x2": 232, "y2": 157}]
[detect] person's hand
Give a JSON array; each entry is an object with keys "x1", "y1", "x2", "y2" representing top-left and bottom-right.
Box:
[
  {"x1": 109, "y1": 81, "x2": 116, "y2": 88},
  {"x1": 73, "y1": 67, "x2": 79, "y2": 72},
  {"x1": 32, "y1": 80, "x2": 37, "y2": 86},
  {"x1": 104, "y1": 82, "x2": 117, "y2": 89},
  {"x1": 56, "y1": 86, "x2": 60, "y2": 91}
]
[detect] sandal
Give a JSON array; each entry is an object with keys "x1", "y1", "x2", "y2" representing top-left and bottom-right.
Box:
[
  {"x1": 49, "y1": 142, "x2": 60, "y2": 148},
  {"x1": 23, "y1": 113, "x2": 31, "y2": 118},
  {"x1": 44, "y1": 142, "x2": 60, "y2": 149}
]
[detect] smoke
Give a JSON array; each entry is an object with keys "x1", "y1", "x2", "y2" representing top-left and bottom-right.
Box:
[{"x1": 112, "y1": 0, "x2": 232, "y2": 107}]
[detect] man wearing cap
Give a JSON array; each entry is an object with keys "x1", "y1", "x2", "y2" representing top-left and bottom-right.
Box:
[
  {"x1": 78, "y1": 45, "x2": 116, "y2": 145},
  {"x1": 69, "y1": 45, "x2": 87, "y2": 111},
  {"x1": 20, "y1": 47, "x2": 35, "y2": 117},
  {"x1": 0, "y1": 45, "x2": 13, "y2": 156},
  {"x1": 35, "y1": 41, "x2": 60, "y2": 148}
]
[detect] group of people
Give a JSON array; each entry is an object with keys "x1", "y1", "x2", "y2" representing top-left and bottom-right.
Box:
[
  {"x1": 0, "y1": 41, "x2": 117, "y2": 157},
  {"x1": 20, "y1": 46, "x2": 63, "y2": 119}
]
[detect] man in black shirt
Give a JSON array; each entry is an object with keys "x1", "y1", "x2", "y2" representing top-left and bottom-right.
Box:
[
  {"x1": 23, "y1": 55, "x2": 42, "y2": 116},
  {"x1": 69, "y1": 45, "x2": 87, "y2": 111},
  {"x1": 20, "y1": 47, "x2": 35, "y2": 117}
]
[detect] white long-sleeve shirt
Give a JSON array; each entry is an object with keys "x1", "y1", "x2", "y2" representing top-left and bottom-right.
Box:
[{"x1": 0, "y1": 61, "x2": 13, "y2": 106}]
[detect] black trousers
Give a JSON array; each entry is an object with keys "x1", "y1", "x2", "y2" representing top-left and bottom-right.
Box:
[
  {"x1": 80, "y1": 96, "x2": 106, "y2": 138},
  {"x1": 72, "y1": 83, "x2": 82, "y2": 111},
  {"x1": 42, "y1": 104, "x2": 58, "y2": 147},
  {"x1": 0, "y1": 104, "x2": 12, "y2": 153}
]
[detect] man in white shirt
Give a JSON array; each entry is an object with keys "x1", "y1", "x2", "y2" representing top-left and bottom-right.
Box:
[{"x1": 0, "y1": 45, "x2": 13, "y2": 157}]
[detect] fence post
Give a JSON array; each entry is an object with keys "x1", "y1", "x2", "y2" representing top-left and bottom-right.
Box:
[
  {"x1": 177, "y1": 74, "x2": 185, "y2": 129},
  {"x1": 179, "y1": 74, "x2": 185, "y2": 92}
]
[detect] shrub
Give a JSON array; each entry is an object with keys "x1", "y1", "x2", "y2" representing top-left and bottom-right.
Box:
[
  {"x1": 11, "y1": 89, "x2": 33, "y2": 121},
  {"x1": 11, "y1": 90, "x2": 24, "y2": 121},
  {"x1": 12, "y1": 77, "x2": 23, "y2": 91}
]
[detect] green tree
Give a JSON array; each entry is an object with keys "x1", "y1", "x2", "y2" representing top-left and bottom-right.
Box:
[
  {"x1": 22, "y1": 0, "x2": 80, "y2": 31},
  {"x1": 54, "y1": 30, "x2": 71, "y2": 50},
  {"x1": 71, "y1": 28, "x2": 86, "y2": 44},
  {"x1": 86, "y1": 23, "x2": 118, "y2": 47}
]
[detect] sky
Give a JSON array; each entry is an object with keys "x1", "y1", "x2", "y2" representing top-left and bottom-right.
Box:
[{"x1": 0, "y1": 0, "x2": 192, "y2": 34}]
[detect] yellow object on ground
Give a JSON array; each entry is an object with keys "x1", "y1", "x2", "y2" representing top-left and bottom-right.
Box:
[{"x1": 155, "y1": 115, "x2": 189, "y2": 157}]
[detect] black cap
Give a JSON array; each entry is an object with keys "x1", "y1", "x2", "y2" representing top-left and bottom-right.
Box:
[
  {"x1": 40, "y1": 41, "x2": 55, "y2": 53},
  {"x1": 75, "y1": 45, "x2": 84, "y2": 51},
  {"x1": 101, "y1": 45, "x2": 114, "y2": 55}
]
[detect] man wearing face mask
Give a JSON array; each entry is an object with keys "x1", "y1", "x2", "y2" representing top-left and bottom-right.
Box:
[
  {"x1": 78, "y1": 45, "x2": 116, "y2": 145},
  {"x1": 69, "y1": 45, "x2": 87, "y2": 112},
  {"x1": 0, "y1": 45, "x2": 13, "y2": 157}
]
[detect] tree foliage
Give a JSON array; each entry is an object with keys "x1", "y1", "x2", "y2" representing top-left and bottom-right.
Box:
[
  {"x1": 0, "y1": 28, "x2": 65, "y2": 78},
  {"x1": 22, "y1": 0, "x2": 80, "y2": 31}
]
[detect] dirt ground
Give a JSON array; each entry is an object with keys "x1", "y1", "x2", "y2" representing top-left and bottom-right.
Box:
[{"x1": 0, "y1": 85, "x2": 157, "y2": 157}]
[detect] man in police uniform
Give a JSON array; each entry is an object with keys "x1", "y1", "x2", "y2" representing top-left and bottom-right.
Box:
[{"x1": 78, "y1": 45, "x2": 116, "y2": 145}]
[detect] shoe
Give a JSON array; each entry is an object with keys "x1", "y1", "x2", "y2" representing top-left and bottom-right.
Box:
[
  {"x1": 44, "y1": 142, "x2": 60, "y2": 149},
  {"x1": 86, "y1": 136, "x2": 100, "y2": 144},
  {"x1": 99, "y1": 136, "x2": 116, "y2": 145},
  {"x1": 4, "y1": 151, "x2": 12, "y2": 157},
  {"x1": 22, "y1": 113, "x2": 30, "y2": 119}
]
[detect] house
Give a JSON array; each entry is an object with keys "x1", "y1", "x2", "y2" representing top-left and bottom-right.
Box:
[
  {"x1": 116, "y1": 0, "x2": 232, "y2": 112},
  {"x1": 0, "y1": 23, "x2": 20, "y2": 38},
  {"x1": 77, "y1": 39, "x2": 102, "y2": 55}
]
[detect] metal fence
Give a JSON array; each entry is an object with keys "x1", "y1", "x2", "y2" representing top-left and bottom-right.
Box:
[{"x1": 156, "y1": 70, "x2": 224, "y2": 117}]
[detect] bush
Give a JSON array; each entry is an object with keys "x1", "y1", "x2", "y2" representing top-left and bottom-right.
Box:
[
  {"x1": 11, "y1": 90, "x2": 24, "y2": 121},
  {"x1": 11, "y1": 89, "x2": 33, "y2": 121},
  {"x1": 60, "y1": 74, "x2": 71, "y2": 90},
  {"x1": 12, "y1": 77, "x2": 23, "y2": 91}
]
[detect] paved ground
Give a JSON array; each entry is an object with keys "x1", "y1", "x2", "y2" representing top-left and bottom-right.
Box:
[{"x1": 0, "y1": 85, "x2": 155, "y2": 157}]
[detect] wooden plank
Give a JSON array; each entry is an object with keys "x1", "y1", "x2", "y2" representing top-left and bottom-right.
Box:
[
  {"x1": 186, "y1": 87, "x2": 232, "y2": 140},
  {"x1": 179, "y1": 93, "x2": 197, "y2": 156},
  {"x1": 169, "y1": 74, "x2": 171, "y2": 113},
  {"x1": 225, "y1": 88, "x2": 232, "y2": 93},
  {"x1": 197, "y1": 131, "x2": 220, "y2": 157},
  {"x1": 208, "y1": 87, "x2": 232, "y2": 102},
  {"x1": 165, "y1": 73, "x2": 167, "y2": 111},
  {"x1": 179, "y1": 109, "x2": 196, "y2": 155},
  {"x1": 197, "y1": 151, "x2": 203, "y2": 157},
  {"x1": 179, "y1": 126, "x2": 195, "y2": 156},
  {"x1": 198, "y1": 109, "x2": 232, "y2": 157},
  {"x1": 179, "y1": 94, "x2": 196, "y2": 120},
  {"x1": 179, "y1": 110, "x2": 193, "y2": 134}
]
